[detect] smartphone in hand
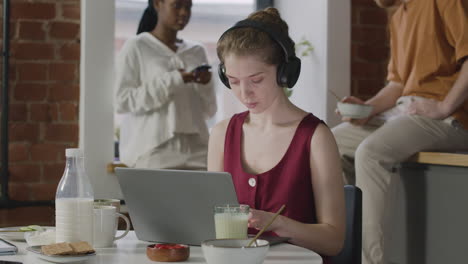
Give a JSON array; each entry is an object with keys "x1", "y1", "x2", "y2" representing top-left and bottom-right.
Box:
[{"x1": 191, "y1": 64, "x2": 212, "y2": 74}]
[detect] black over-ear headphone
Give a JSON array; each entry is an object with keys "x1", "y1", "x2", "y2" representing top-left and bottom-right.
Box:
[{"x1": 218, "y1": 19, "x2": 301, "y2": 89}]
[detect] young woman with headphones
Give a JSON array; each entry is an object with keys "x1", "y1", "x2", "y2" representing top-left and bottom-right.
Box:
[{"x1": 207, "y1": 8, "x2": 345, "y2": 261}]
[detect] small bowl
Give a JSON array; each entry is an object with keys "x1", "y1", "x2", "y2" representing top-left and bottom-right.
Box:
[
  {"x1": 337, "y1": 102, "x2": 373, "y2": 119},
  {"x1": 202, "y1": 239, "x2": 269, "y2": 264},
  {"x1": 146, "y1": 244, "x2": 190, "y2": 262}
]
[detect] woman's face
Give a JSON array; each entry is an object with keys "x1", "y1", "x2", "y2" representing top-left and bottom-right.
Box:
[
  {"x1": 224, "y1": 54, "x2": 282, "y2": 114},
  {"x1": 155, "y1": 0, "x2": 192, "y2": 31}
]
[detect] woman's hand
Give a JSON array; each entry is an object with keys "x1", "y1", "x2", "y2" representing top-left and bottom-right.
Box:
[
  {"x1": 248, "y1": 209, "x2": 282, "y2": 232},
  {"x1": 179, "y1": 69, "x2": 212, "y2": 84},
  {"x1": 337, "y1": 96, "x2": 373, "y2": 126},
  {"x1": 406, "y1": 98, "x2": 449, "y2": 120},
  {"x1": 193, "y1": 70, "x2": 211, "y2": 84},
  {"x1": 179, "y1": 69, "x2": 196, "y2": 83}
]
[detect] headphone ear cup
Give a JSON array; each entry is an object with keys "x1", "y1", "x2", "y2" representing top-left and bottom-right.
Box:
[
  {"x1": 218, "y1": 63, "x2": 231, "y2": 89},
  {"x1": 284, "y1": 57, "x2": 301, "y2": 88},
  {"x1": 276, "y1": 62, "x2": 287, "y2": 87},
  {"x1": 276, "y1": 57, "x2": 301, "y2": 88}
]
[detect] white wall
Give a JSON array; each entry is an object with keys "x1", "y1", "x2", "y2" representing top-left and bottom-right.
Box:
[
  {"x1": 80, "y1": 0, "x2": 122, "y2": 199},
  {"x1": 276, "y1": 0, "x2": 350, "y2": 126}
]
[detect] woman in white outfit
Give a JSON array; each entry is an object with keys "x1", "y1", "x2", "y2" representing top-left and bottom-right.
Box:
[{"x1": 115, "y1": 0, "x2": 216, "y2": 169}]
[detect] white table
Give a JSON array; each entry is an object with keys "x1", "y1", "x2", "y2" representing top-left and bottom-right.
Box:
[{"x1": 0, "y1": 231, "x2": 323, "y2": 264}]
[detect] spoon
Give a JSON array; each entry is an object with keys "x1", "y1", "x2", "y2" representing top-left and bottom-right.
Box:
[
  {"x1": 247, "y1": 205, "x2": 286, "y2": 247},
  {"x1": 328, "y1": 89, "x2": 343, "y2": 102}
]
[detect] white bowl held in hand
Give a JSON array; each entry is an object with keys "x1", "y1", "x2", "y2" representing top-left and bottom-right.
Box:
[
  {"x1": 337, "y1": 102, "x2": 373, "y2": 119},
  {"x1": 202, "y1": 239, "x2": 269, "y2": 264}
]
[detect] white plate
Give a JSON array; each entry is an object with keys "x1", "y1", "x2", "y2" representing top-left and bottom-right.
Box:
[
  {"x1": 0, "y1": 227, "x2": 27, "y2": 241},
  {"x1": 0, "y1": 226, "x2": 54, "y2": 242},
  {"x1": 26, "y1": 246, "x2": 96, "y2": 263}
]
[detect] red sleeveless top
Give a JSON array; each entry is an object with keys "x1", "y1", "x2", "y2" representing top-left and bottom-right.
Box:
[
  {"x1": 224, "y1": 111, "x2": 321, "y2": 223},
  {"x1": 224, "y1": 111, "x2": 330, "y2": 263}
]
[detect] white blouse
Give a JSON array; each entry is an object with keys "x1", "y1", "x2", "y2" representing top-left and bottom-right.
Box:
[{"x1": 115, "y1": 33, "x2": 216, "y2": 167}]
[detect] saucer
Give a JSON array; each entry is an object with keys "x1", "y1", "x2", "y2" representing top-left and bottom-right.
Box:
[{"x1": 26, "y1": 246, "x2": 96, "y2": 263}]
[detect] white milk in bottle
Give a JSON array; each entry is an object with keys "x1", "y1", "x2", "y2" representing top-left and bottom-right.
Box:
[{"x1": 55, "y1": 149, "x2": 94, "y2": 244}]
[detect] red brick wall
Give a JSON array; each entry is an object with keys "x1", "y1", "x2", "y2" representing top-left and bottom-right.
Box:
[
  {"x1": 351, "y1": 0, "x2": 390, "y2": 99},
  {"x1": 0, "y1": 0, "x2": 80, "y2": 226}
]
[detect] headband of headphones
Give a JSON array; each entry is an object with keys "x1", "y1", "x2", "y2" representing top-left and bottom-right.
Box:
[
  {"x1": 218, "y1": 19, "x2": 301, "y2": 88},
  {"x1": 218, "y1": 19, "x2": 297, "y2": 63}
]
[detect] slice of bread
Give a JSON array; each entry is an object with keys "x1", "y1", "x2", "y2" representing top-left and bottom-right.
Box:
[
  {"x1": 41, "y1": 241, "x2": 95, "y2": 255},
  {"x1": 41, "y1": 242, "x2": 74, "y2": 255},
  {"x1": 69, "y1": 241, "x2": 95, "y2": 254}
]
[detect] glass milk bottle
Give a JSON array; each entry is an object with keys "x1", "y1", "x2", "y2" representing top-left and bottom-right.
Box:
[{"x1": 55, "y1": 148, "x2": 94, "y2": 245}]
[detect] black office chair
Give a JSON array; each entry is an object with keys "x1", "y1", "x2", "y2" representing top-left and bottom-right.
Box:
[{"x1": 330, "y1": 185, "x2": 362, "y2": 264}]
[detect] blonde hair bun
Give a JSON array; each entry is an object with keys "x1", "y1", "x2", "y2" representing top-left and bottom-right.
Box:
[
  {"x1": 264, "y1": 7, "x2": 280, "y2": 17},
  {"x1": 248, "y1": 7, "x2": 288, "y2": 35}
]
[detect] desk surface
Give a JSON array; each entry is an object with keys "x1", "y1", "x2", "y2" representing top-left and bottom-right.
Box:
[{"x1": 0, "y1": 231, "x2": 323, "y2": 264}]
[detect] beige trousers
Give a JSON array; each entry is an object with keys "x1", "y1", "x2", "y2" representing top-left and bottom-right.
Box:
[
  {"x1": 134, "y1": 134, "x2": 208, "y2": 170},
  {"x1": 332, "y1": 115, "x2": 468, "y2": 264}
]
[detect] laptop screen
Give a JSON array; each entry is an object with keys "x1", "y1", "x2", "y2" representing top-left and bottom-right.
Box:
[{"x1": 116, "y1": 168, "x2": 239, "y2": 245}]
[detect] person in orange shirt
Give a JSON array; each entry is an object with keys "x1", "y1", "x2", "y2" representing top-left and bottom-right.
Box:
[{"x1": 332, "y1": 0, "x2": 468, "y2": 263}]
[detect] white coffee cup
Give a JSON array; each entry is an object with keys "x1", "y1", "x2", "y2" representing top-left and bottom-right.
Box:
[
  {"x1": 94, "y1": 199, "x2": 121, "y2": 213},
  {"x1": 94, "y1": 199, "x2": 122, "y2": 237},
  {"x1": 93, "y1": 205, "x2": 130, "y2": 248}
]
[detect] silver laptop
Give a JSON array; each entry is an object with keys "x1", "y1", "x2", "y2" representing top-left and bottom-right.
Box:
[{"x1": 115, "y1": 168, "x2": 239, "y2": 246}]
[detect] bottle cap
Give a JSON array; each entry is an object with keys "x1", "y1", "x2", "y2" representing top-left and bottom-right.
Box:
[{"x1": 65, "y1": 148, "x2": 83, "y2": 157}]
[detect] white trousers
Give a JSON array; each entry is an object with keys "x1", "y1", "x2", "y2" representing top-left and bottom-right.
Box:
[
  {"x1": 332, "y1": 114, "x2": 468, "y2": 264},
  {"x1": 134, "y1": 134, "x2": 208, "y2": 170}
]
